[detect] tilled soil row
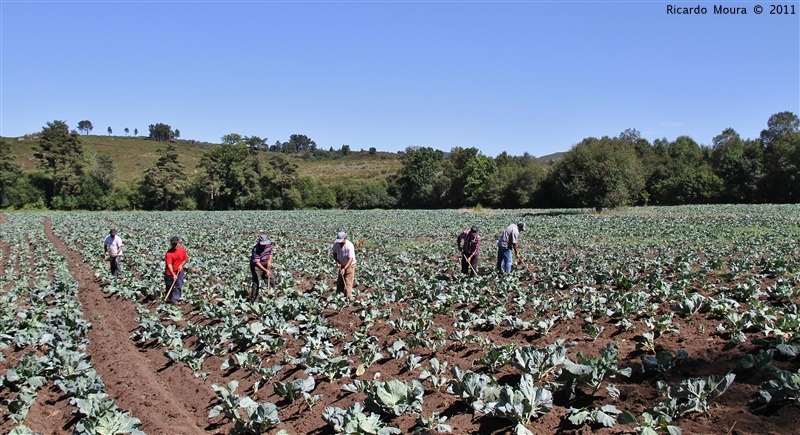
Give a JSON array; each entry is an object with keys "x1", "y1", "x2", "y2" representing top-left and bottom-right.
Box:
[{"x1": 42, "y1": 218, "x2": 216, "y2": 435}]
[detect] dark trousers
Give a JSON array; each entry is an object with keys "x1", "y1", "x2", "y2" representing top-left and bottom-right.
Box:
[
  {"x1": 461, "y1": 253, "x2": 479, "y2": 276},
  {"x1": 109, "y1": 255, "x2": 122, "y2": 277},
  {"x1": 164, "y1": 271, "x2": 185, "y2": 302},
  {"x1": 249, "y1": 264, "x2": 272, "y2": 302}
]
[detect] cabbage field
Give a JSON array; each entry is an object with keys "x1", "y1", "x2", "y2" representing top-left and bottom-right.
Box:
[{"x1": 1, "y1": 205, "x2": 800, "y2": 434}]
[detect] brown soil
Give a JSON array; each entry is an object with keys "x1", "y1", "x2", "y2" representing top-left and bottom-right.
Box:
[
  {"x1": 41, "y1": 218, "x2": 216, "y2": 435},
  {"x1": 1, "y1": 216, "x2": 799, "y2": 434}
]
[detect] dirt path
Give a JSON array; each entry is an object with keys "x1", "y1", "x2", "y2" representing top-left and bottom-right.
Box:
[{"x1": 43, "y1": 218, "x2": 214, "y2": 434}]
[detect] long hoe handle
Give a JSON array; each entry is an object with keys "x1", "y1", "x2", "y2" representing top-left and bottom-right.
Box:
[
  {"x1": 522, "y1": 260, "x2": 536, "y2": 275},
  {"x1": 163, "y1": 275, "x2": 177, "y2": 303},
  {"x1": 462, "y1": 253, "x2": 479, "y2": 276}
]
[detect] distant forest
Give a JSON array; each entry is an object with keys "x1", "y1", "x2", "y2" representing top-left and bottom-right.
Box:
[{"x1": 0, "y1": 111, "x2": 797, "y2": 211}]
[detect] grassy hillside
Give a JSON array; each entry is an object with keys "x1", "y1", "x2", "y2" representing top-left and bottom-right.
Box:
[
  {"x1": 6, "y1": 134, "x2": 562, "y2": 186},
  {"x1": 298, "y1": 152, "x2": 402, "y2": 183},
  {"x1": 5, "y1": 135, "x2": 403, "y2": 184},
  {"x1": 7, "y1": 135, "x2": 214, "y2": 182}
]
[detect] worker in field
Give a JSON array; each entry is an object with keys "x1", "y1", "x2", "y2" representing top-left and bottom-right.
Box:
[
  {"x1": 497, "y1": 222, "x2": 525, "y2": 274},
  {"x1": 248, "y1": 234, "x2": 273, "y2": 303},
  {"x1": 456, "y1": 225, "x2": 481, "y2": 277},
  {"x1": 332, "y1": 231, "x2": 356, "y2": 298},
  {"x1": 164, "y1": 236, "x2": 188, "y2": 304},
  {"x1": 103, "y1": 228, "x2": 124, "y2": 278}
]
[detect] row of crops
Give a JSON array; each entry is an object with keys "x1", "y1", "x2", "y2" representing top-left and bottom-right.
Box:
[
  {"x1": 2, "y1": 205, "x2": 800, "y2": 434},
  {"x1": 0, "y1": 214, "x2": 143, "y2": 434}
]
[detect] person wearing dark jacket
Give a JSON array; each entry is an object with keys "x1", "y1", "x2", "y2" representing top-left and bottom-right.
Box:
[
  {"x1": 249, "y1": 234, "x2": 273, "y2": 302},
  {"x1": 457, "y1": 225, "x2": 481, "y2": 276}
]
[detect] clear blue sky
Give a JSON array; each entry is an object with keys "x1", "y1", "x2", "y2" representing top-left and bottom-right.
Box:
[{"x1": 1, "y1": 1, "x2": 798, "y2": 157}]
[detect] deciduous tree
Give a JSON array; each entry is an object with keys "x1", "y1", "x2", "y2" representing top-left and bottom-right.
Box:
[
  {"x1": 441, "y1": 147, "x2": 497, "y2": 206},
  {"x1": 550, "y1": 136, "x2": 646, "y2": 212},
  {"x1": 760, "y1": 111, "x2": 800, "y2": 203},
  {"x1": 647, "y1": 136, "x2": 721, "y2": 204},
  {"x1": 482, "y1": 153, "x2": 545, "y2": 208},
  {"x1": 294, "y1": 176, "x2": 336, "y2": 208},
  {"x1": 334, "y1": 179, "x2": 395, "y2": 209},
  {"x1": 221, "y1": 133, "x2": 243, "y2": 145},
  {"x1": 711, "y1": 128, "x2": 762, "y2": 203},
  {"x1": 391, "y1": 146, "x2": 444, "y2": 208}
]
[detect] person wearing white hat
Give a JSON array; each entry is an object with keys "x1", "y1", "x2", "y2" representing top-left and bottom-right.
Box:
[
  {"x1": 248, "y1": 234, "x2": 273, "y2": 302},
  {"x1": 331, "y1": 231, "x2": 357, "y2": 298}
]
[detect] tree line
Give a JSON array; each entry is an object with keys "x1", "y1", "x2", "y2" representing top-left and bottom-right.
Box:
[{"x1": 0, "y1": 111, "x2": 797, "y2": 211}]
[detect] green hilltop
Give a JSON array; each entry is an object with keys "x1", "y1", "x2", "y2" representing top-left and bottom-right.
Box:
[
  {"x1": 5, "y1": 135, "x2": 404, "y2": 185},
  {"x1": 5, "y1": 134, "x2": 563, "y2": 185}
]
